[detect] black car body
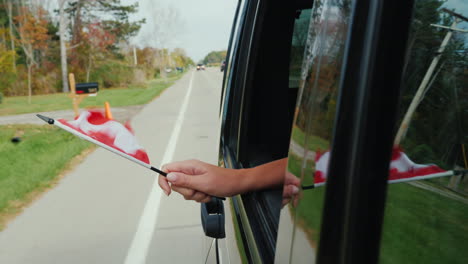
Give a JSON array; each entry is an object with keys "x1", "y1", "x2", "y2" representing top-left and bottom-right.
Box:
[
  {"x1": 220, "y1": 60, "x2": 226, "y2": 72},
  {"x1": 201, "y1": 0, "x2": 468, "y2": 263}
]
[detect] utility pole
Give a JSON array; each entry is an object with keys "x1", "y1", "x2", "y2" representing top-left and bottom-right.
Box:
[
  {"x1": 394, "y1": 9, "x2": 468, "y2": 145},
  {"x1": 133, "y1": 46, "x2": 138, "y2": 66}
]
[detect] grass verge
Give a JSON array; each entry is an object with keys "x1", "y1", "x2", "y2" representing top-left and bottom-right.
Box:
[
  {"x1": 380, "y1": 183, "x2": 468, "y2": 264},
  {"x1": 0, "y1": 74, "x2": 183, "y2": 116},
  {"x1": 0, "y1": 124, "x2": 93, "y2": 230}
]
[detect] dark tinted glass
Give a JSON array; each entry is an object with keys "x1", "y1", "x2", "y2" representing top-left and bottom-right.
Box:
[
  {"x1": 276, "y1": 1, "x2": 352, "y2": 262},
  {"x1": 379, "y1": 0, "x2": 468, "y2": 263},
  {"x1": 288, "y1": 9, "x2": 311, "y2": 89}
]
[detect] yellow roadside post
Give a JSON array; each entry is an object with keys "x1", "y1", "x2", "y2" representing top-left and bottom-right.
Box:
[
  {"x1": 68, "y1": 73, "x2": 87, "y2": 117},
  {"x1": 68, "y1": 73, "x2": 99, "y2": 117}
]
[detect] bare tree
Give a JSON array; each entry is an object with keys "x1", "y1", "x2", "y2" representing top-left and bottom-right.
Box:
[
  {"x1": 14, "y1": 1, "x2": 49, "y2": 103},
  {"x1": 148, "y1": 3, "x2": 185, "y2": 78}
]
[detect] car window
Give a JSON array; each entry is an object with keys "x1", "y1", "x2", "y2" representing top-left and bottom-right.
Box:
[
  {"x1": 275, "y1": 0, "x2": 352, "y2": 262},
  {"x1": 288, "y1": 8, "x2": 311, "y2": 89},
  {"x1": 220, "y1": 0, "x2": 253, "y2": 157},
  {"x1": 379, "y1": 0, "x2": 468, "y2": 263}
]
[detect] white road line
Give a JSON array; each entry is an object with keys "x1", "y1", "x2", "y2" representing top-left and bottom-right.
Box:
[{"x1": 124, "y1": 71, "x2": 195, "y2": 264}]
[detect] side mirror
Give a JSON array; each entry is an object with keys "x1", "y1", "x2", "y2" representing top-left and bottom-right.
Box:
[{"x1": 201, "y1": 197, "x2": 225, "y2": 238}]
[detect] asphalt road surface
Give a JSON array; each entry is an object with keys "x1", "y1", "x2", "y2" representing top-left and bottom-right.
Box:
[{"x1": 0, "y1": 67, "x2": 223, "y2": 264}]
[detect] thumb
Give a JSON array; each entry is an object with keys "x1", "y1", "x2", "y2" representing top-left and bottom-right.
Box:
[{"x1": 167, "y1": 172, "x2": 205, "y2": 191}]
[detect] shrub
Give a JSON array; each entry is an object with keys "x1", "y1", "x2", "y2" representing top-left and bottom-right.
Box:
[{"x1": 90, "y1": 61, "x2": 135, "y2": 88}]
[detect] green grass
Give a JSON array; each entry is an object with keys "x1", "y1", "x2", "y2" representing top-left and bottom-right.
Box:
[
  {"x1": 0, "y1": 74, "x2": 183, "y2": 116},
  {"x1": 0, "y1": 124, "x2": 92, "y2": 230},
  {"x1": 290, "y1": 126, "x2": 329, "y2": 152},
  {"x1": 380, "y1": 184, "x2": 468, "y2": 264}
]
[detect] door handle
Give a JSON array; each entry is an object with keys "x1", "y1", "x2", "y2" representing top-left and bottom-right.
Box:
[{"x1": 201, "y1": 197, "x2": 226, "y2": 238}]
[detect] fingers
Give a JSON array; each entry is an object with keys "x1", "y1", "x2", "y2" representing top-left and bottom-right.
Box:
[
  {"x1": 284, "y1": 172, "x2": 301, "y2": 185},
  {"x1": 282, "y1": 184, "x2": 300, "y2": 199},
  {"x1": 162, "y1": 159, "x2": 206, "y2": 175},
  {"x1": 166, "y1": 172, "x2": 208, "y2": 193},
  {"x1": 158, "y1": 175, "x2": 171, "y2": 196},
  {"x1": 282, "y1": 184, "x2": 300, "y2": 207},
  {"x1": 172, "y1": 186, "x2": 211, "y2": 203}
]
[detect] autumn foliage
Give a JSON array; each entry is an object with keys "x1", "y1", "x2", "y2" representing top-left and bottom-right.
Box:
[{"x1": 0, "y1": 0, "x2": 193, "y2": 100}]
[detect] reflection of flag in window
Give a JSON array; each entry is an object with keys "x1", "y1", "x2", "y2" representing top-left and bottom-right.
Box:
[
  {"x1": 58, "y1": 110, "x2": 149, "y2": 164},
  {"x1": 314, "y1": 150, "x2": 329, "y2": 185},
  {"x1": 389, "y1": 147, "x2": 445, "y2": 181},
  {"x1": 313, "y1": 147, "x2": 449, "y2": 186}
]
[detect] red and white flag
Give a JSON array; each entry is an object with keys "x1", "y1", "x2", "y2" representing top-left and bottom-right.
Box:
[
  {"x1": 57, "y1": 110, "x2": 149, "y2": 164},
  {"x1": 313, "y1": 146, "x2": 448, "y2": 186},
  {"x1": 388, "y1": 146, "x2": 446, "y2": 182},
  {"x1": 314, "y1": 150, "x2": 329, "y2": 185}
]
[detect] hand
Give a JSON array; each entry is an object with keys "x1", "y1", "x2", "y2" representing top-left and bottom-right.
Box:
[
  {"x1": 158, "y1": 159, "x2": 248, "y2": 202},
  {"x1": 282, "y1": 171, "x2": 300, "y2": 207}
]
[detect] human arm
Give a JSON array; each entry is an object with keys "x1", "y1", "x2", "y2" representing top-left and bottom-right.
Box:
[{"x1": 158, "y1": 158, "x2": 288, "y2": 201}]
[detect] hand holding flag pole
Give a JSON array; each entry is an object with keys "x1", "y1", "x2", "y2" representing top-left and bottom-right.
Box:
[{"x1": 37, "y1": 112, "x2": 225, "y2": 200}]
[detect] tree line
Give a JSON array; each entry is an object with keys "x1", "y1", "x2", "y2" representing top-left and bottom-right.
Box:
[
  {"x1": 0, "y1": 0, "x2": 194, "y2": 102},
  {"x1": 202, "y1": 50, "x2": 226, "y2": 65}
]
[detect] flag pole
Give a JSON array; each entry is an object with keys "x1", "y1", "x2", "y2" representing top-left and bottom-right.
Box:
[{"x1": 301, "y1": 170, "x2": 467, "y2": 189}]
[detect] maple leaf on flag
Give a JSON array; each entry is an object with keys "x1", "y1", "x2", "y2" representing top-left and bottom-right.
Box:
[{"x1": 58, "y1": 110, "x2": 149, "y2": 164}]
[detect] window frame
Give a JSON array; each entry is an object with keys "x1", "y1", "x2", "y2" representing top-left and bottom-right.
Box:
[
  {"x1": 316, "y1": 0, "x2": 416, "y2": 263},
  {"x1": 220, "y1": 0, "x2": 313, "y2": 262}
]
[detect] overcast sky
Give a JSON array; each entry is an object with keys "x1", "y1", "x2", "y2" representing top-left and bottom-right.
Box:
[{"x1": 121, "y1": 0, "x2": 238, "y2": 62}]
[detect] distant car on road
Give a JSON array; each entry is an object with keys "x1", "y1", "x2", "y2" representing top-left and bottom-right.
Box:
[
  {"x1": 197, "y1": 63, "x2": 205, "y2": 71},
  {"x1": 196, "y1": 64, "x2": 205, "y2": 71}
]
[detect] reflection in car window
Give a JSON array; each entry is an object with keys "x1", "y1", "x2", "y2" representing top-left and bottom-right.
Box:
[
  {"x1": 380, "y1": 0, "x2": 467, "y2": 263},
  {"x1": 289, "y1": 9, "x2": 311, "y2": 89},
  {"x1": 280, "y1": 0, "x2": 352, "y2": 261}
]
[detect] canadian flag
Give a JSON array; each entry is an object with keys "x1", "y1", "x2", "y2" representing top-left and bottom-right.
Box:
[
  {"x1": 388, "y1": 147, "x2": 445, "y2": 181},
  {"x1": 314, "y1": 150, "x2": 329, "y2": 185},
  {"x1": 313, "y1": 146, "x2": 447, "y2": 185},
  {"x1": 57, "y1": 110, "x2": 149, "y2": 164}
]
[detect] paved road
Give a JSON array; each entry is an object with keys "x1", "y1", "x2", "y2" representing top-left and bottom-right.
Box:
[{"x1": 0, "y1": 68, "x2": 223, "y2": 263}]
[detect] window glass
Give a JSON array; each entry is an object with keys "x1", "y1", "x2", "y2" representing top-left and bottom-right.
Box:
[
  {"x1": 379, "y1": 0, "x2": 468, "y2": 263},
  {"x1": 276, "y1": 0, "x2": 352, "y2": 262},
  {"x1": 289, "y1": 9, "x2": 311, "y2": 89}
]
